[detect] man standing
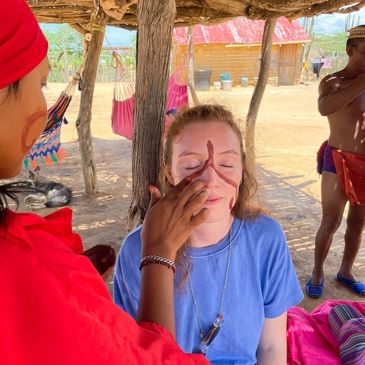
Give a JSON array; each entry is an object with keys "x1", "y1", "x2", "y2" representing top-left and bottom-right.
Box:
[{"x1": 306, "y1": 25, "x2": 365, "y2": 298}]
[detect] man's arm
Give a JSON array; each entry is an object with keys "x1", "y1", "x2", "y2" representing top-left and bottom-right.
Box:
[
  {"x1": 256, "y1": 312, "x2": 287, "y2": 365},
  {"x1": 318, "y1": 73, "x2": 365, "y2": 116}
]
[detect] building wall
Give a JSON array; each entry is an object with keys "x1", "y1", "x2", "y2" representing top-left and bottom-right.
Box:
[
  {"x1": 175, "y1": 43, "x2": 304, "y2": 86},
  {"x1": 294, "y1": 43, "x2": 304, "y2": 83}
]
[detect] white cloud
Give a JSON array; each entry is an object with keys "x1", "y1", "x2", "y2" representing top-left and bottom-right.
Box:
[{"x1": 311, "y1": 7, "x2": 365, "y2": 34}]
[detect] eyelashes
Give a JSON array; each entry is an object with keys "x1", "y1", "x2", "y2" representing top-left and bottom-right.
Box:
[{"x1": 185, "y1": 164, "x2": 233, "y2": 170}]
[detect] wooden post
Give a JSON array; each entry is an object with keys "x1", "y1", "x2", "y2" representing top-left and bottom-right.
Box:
[
  {"x1": 188, "y1": 26, "x2": 199, "y2": 106},
  {"x1": 129, "y1": 0, "x2": 176, "y2": 222},
  {"x1": 245, "y1": 17, "x2": 278, "y2": 173},
  {"x1": 300, "y1": 17, "x2": 314, "y2": 84},
  {"x1": 75, "y1": 13, "x2": 107, "y2": 194}
]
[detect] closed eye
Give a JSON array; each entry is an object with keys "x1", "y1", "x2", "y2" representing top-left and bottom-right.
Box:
[
  {"x1": 185, "y1": 166, "x2": 200, "y2": 170},
  {"x1": 220, "y1": 164, "x2": 233, "y2": 168}
]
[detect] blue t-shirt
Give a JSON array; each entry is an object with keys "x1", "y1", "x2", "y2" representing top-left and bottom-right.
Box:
[{"x1": 114, "y1": 215, "x2": 303, "y2": 364}]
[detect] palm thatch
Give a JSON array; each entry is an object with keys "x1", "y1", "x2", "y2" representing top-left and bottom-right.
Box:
[{"x1": 27, "y1": 0, "x2": 365, "y2": 31}]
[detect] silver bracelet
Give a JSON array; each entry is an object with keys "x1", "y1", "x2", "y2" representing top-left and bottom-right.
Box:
[{"x1": 139, "y1": 255, "x2": 177, "y2": 274}]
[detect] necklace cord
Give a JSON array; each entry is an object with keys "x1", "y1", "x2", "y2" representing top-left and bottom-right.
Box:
[{"x1": 187, "y1": 229, "x2": 232, "y2": 345}]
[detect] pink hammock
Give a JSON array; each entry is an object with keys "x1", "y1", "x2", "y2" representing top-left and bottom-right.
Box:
[{"x1": 111, "y1": 53, "x2": 188, "y2": 140}]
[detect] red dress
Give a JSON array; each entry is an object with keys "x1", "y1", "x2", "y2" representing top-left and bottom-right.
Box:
[{"x1": 0, "y1": 208, "x2": 208, "y2": 365}]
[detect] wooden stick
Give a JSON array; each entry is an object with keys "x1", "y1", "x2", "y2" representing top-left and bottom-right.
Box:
[
  {"x1": 187, "y1": 26, "x2": 199, "y2": 107},
  {"x1": 75, "y1": 11, "x2": 107, "y2": 194},
  {"x1": 245, "y1": 17, "x2": 278, "y2": 173}
]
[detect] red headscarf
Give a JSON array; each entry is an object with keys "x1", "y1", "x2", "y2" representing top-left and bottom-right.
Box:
[{"x1": 0, "y1": 0, "x2": 48, "y2": 89}]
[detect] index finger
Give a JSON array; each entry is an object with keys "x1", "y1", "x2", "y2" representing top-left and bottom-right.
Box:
[{"x1": 166, "y1": 176, "x2": 195, "y2": 199}]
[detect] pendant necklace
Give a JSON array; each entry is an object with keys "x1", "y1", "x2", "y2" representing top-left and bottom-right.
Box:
[{"x1": 187, "y1": 228, "x2": 232, "y2": 355}]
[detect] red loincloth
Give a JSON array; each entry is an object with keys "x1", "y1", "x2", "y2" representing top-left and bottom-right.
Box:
[{"x1": 331, "y1": 149, "x2": 365, "y2": 205}]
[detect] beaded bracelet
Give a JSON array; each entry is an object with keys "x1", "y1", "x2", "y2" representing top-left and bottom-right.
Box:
[{"x1": 139, "y1": 255, "x2": 177, "y2": 275}]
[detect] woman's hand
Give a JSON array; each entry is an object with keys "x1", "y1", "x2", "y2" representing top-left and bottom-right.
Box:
[
  {"x1": 141, "y1": 178, "x2": 209, "y2": 260},
  {"x1": 138, "y1": 178, "x2": 208, "y2": 335}
]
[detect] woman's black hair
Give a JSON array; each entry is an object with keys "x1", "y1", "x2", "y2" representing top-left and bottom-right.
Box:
[
  {"x1": 0, "y1": 184, "x2": 19, "y2": 220},
  {"x1": 0, "y1": 80, "x2": 21, "y2": 220},
  {"x1": 0, "y1": 180, "x2": 46, "y2": 220},
  {"x1": 8, "y1": 80, "x2": 20, "y2": 94}
]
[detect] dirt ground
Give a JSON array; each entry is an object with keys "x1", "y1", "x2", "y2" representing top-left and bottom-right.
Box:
[{"x1": 17, "y1": 81, "x2": 365, "y2": 312}]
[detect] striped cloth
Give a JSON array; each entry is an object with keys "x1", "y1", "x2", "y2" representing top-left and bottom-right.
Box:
[
  {"x1": 328, "y1": 304, "x2": 365, "y2": 365},
  {"x1": 328, "y1": 304, "x2": 363, "y2": 340},
  {"x1": 339, "y1": 318, "x2": 365, "y2": 365}
]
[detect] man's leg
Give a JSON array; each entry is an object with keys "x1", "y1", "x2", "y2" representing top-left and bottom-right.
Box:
[
  {"x1": 339, "y1": 204, "x2": 365, "y2": 280},
  {"x1": 311, "y1": 172, "x2": 347, "y2": 285}
]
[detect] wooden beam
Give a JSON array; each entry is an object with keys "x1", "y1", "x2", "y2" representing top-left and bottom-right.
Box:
[
  {"x1": 75, "y1": 12, "x2": 107, "y2": 194},
  {"x1": 27, "y1": 0, "x2": 365, "y2": 26},
  {"x1": 247, "y1": 0, "x2": 365, "y2": 19},
  {"x1": 129, "y1": 0, "x2": 176, "y2": 222},
  {"x1": 198, "y1": 0, "x2": 248, "y2": 16},
  {"x1": 69, "y1": 23, "x2": 90, "y2": 35},
  {"x1": 245, "y1": 17, "x2": 278, "y2": 172},
  {"x1": 100, "y1": 0, "x2": 137, "y2": 20}
]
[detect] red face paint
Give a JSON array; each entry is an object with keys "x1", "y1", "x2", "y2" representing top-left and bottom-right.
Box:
[
  {"x1": 186, "y1": 141, "x2": 214, "y2": 181},
  {"x1": 187, "y1": 140, "x2": 239, "y2": 210},
  {"x1": 21, "y1": 107, "x2": 47, "y2": 153}
]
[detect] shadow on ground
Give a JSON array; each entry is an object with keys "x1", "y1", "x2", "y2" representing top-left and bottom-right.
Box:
[{"x1": 258, "y1": 165, "x2": 365, "y2": 311}]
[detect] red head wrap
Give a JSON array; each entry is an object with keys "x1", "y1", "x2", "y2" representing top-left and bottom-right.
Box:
[{"x1": 0, "y1": 0, "x2": 48, "y2": 89}]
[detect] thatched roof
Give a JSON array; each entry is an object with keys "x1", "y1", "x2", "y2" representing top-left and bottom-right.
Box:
[{"x1": 27, "y1": 0, "x2": 365, "y2": 31}]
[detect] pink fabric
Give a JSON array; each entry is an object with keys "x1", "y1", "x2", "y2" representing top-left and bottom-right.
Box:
[
  {"x1": 321, "y1": 58, "x2": 332, "y2": 69},
  {"x1": 166, "y1": 74, "x2": 189, "y2": 112},
  {"x1": 112, "y1": 96, "x2": 135, "y2": 140},
  {"x1": 111, "y1": 74, "x2": 188, "y2": 140},
  {"x1": 287, "y1": 300, "x2": 365, "y2": 365}
]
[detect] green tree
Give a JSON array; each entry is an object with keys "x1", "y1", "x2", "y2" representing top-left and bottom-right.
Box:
[
  {"x1": 43, "y1": 25, "x2": 83, "y2": 82},
  {"x1": 310, "y1": 32, "x2": 348, "y2": 76}
]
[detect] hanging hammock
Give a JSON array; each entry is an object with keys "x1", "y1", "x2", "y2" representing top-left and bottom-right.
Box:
[
  {"x1": 111, "y1": 52, "x2": 188, "y2": 140},
  {"x1": 23, "y1": 74, "x2": 79, "y2": 170}
]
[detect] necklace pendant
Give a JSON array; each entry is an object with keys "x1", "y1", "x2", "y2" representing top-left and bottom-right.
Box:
[{"x1": 198, "y1": 315, "x2": 224, "y2": 355}]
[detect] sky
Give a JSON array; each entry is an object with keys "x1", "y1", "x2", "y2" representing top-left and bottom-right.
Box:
[
  {"x1": 41, "y1": 8, "x2": 365, "y2": 47},
  {"x1": 310, "y1": 7, "x2": 364, "y2": 34}
]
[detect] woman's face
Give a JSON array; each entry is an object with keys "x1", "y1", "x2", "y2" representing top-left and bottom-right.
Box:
[
  {"x1": 0, "y1": 57, "x2": 49, "y2": 178},
  {"x1": 168, "y1": 121, "x2": 243, "y2": 223}
]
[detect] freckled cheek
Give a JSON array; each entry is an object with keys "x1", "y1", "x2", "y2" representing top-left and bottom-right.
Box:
[{"x1": 172, "y1": 166, "x2": 189, "y2": 183}]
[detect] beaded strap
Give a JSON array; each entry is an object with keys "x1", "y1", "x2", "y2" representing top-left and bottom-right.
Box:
[{"x1": 139, "y1": 255, "x2": 176, "y2": 274}]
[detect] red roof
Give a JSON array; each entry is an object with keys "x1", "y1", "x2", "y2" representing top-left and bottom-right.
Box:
[{"x1": 173, "y1": 17, "x2": 310, "y2": 45}]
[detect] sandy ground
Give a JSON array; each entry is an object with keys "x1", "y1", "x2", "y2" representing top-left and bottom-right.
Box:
[{"x1": 16, "y1": 81, "x2": 365, "y2": 312}]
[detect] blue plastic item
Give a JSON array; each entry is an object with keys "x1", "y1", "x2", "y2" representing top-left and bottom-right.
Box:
[{"x1": 219, "y1": 73, "x2": 231, "y2": 81}]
